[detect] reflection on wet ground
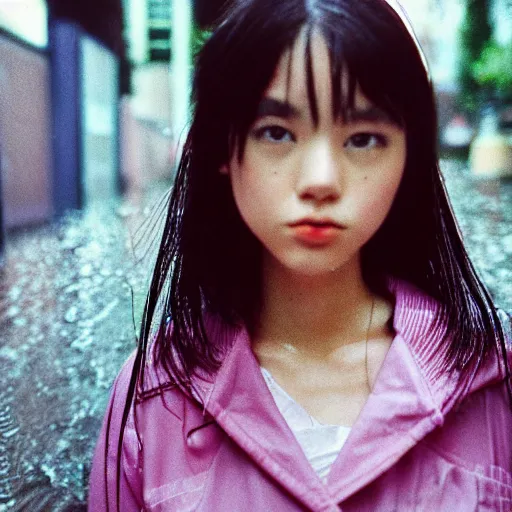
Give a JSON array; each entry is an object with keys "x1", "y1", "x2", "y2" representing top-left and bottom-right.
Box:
[
  {"x1": 0, "y1": 160, "x2": 511, "y2": 510},
  {"x1": 0, "y1": 184, "x2": 169, "y2": 510}
]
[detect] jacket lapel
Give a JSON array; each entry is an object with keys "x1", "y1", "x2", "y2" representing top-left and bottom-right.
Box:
[
  {"x1": 326, "y1": 278, "x2": 476, "y2": 503},
  {"x1": 326, "y1": 332, "x2": 457, "y2": 503},
  {"x1": 203, "y1": 327, "x2": 339, "y2": 511}
]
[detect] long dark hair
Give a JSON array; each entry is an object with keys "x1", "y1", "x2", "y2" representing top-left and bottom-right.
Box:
[{"x1": 112, "y1": 0, "x2": 511, "y2": 508}]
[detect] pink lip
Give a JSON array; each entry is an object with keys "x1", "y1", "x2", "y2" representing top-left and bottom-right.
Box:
[
  {"x1": 288, "y1": 219, "x2": 344, "y2": 246},
  {"x1": 290, "y1": 218, "x2": 343, "y2": 228}
]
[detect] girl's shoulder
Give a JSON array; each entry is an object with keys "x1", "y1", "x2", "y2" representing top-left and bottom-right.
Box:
[
  {"x1": 104, "y1": 348, "x2": 186, "y2": 432},
  {"x1": 390, "y1": 276, "x2": 512, "y2": 350},
  {"x1": 389, "y1": 278, "x2": 511, "y2": 398}
]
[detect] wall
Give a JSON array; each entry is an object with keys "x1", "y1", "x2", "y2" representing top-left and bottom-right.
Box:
[{"x1": 0, "y1": 35, "x2": 52, "y2": 228}]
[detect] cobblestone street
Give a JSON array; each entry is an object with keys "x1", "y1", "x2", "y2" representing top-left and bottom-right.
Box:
[{"x1": 0, "y1": 160, "x2": 511, "y2": 510}]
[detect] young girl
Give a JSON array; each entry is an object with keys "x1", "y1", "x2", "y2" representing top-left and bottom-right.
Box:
[{"x1": 89, "y1": 0, "x2": 512, "y2": 510}]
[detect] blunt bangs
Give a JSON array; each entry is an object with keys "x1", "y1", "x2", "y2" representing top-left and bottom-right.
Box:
[{"x1": 304, "y1": 0, "x2": 431, "y2": 134}]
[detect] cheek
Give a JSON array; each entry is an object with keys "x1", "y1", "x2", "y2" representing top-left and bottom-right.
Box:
[
  {"x1": 229, "y1": 156, "x2": 285, "y2": 218},
  {"x1": 229, "y1": 166, "x2": 273, "y2": 231},
  {"x1": 357, "y1": 171, "x2": 404, "y2": 234},
  {"x1": 230, "y1": 169, "x2": 258, "y2": 210}
]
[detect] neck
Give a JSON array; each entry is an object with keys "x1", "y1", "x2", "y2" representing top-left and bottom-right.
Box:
[{"x1": 254, "y1": 254, "x2": 375, "y2": 358}]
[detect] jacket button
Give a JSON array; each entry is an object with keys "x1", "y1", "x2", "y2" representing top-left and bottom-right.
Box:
[
  {"x1": 187, "y1": 430, "x2": 207, "y2": 450},
  {"x1": 186, "y1": 423, "x2": 222, "y2": 453}
]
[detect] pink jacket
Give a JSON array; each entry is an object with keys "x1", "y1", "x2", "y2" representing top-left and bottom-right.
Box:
[{"x1": 88, "y1": 280, "x2": 512, "y2": 511}]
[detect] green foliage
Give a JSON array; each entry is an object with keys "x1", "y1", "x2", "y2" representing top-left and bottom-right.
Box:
[
  {"x1": 473, "y1": 41, "x2": 512, "y2": 99},
  {"x1": 191, "y1": 25, "x2": 212, "y2": 59},
  {"x1": 457, "y1": 0, "x2": 492, "y2": 112}
]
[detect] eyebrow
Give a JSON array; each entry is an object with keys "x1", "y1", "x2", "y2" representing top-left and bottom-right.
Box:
[
  {"x1": 256, "y1": 98, "x2": 301, "y2": 119},
  {"x1": 256, "y1": 97, "x2": 397, "y2": 125},
  {"x1": 345, "y1": 106, "x2": 395, "y2": 124}
]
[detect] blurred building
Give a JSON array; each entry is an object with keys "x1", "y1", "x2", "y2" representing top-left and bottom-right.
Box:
[
  {"x1": 0, "y1": 0, "x2": 48, "y2": 47},
  {"x1": 119, "y1": 0, "x2": 194, "y2": 197},
  {"x1": 0, "y1": 1, "x2": 52, "y2": 241},
  {"x1": 0, "y1": 0, "x2": 195, "y2": 255},
  {"x1": 0, "y1": 0, "x2": 123, "y2": 258}
]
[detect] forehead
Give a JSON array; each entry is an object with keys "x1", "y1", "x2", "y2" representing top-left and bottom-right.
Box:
[{"x1": 263, "y1": 29, "x2": 373, "y2": 115}]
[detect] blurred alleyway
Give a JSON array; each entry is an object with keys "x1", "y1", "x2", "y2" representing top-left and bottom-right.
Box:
[{"x1": 0, "y1": 159, "x2": 511, "y2": 510}]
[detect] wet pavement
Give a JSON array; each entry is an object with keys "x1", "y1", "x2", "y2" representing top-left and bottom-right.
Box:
[
  {"x1": 0, "y1": 184, "x2": 170, "y2": 511},
  {"x1": 0, "y1": 160, "x2": 511, "y2": 511}
]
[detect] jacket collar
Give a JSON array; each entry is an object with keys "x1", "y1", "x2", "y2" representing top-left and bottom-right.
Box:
[
  {"x1": 325, "y1": 278, "x2": 506, "y2": 502},
  {"x1": 204, "y1": 327, "x2": 337, "y2": 510},
  {"x1": 201, "y1": 279, "x2": 454, "y2": 506}
]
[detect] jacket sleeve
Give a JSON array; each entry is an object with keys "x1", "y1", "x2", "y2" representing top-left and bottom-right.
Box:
[{"x1": 88, "y1": 352, "x2": 143, "y2": 512}]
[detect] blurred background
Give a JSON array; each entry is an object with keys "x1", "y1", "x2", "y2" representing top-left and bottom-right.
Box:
[{"x1": 0, "y1": 0, "x2": 511, "y2": 510}]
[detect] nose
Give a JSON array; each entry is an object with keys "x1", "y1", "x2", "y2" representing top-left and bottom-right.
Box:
[{"x1": 297, "y1": 139, "x2": 341, "y2": 204}]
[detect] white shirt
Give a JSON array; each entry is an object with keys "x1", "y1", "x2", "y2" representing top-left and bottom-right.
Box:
[{"x1": 261, "y1": 367, "x2": 351, "y2": 481}]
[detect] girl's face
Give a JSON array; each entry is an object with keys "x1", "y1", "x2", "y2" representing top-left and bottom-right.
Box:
[{"x1": 223, "y1": 30, "x2": 406, "y2": 277}]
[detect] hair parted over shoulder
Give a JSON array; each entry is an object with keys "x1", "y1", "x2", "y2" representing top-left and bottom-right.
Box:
[{"x1": 114, "y1": 2, "x2": 511, "y2": 504}]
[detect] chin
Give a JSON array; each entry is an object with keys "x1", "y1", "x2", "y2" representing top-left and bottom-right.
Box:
[{"x1": 274, "y1": 253, "x2": 354, "y2": 278}]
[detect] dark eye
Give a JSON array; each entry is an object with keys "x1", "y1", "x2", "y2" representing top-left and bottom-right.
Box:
[
  {"x1": 254, "y1": 125, "x2": 294, "y2": 143},
  {"x1": 345, "y1": 133, "x2": 386, "y2": 149}
]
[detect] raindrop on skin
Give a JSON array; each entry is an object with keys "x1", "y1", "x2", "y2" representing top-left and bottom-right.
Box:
[{"x1": 282, "y1": 343, "x2": 298, "y2": 354}]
